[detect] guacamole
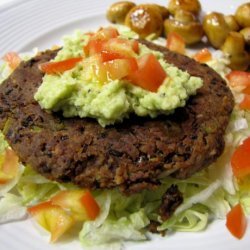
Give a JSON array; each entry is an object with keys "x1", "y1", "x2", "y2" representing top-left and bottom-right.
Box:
[{"x1": 35, "y1": 27, "x2": 203, "y2": 127}]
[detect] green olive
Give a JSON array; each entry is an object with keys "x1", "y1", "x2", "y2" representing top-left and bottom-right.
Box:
[
  {"x1": 168, "y1": 0, "x2": 201, "y2": 15},
  {"x1": 125, "y1": 5, "x2": 163, "y2": 38},
  {"x1": 106, "y1": 1, "x2": 136, "y2": 24},
  {"x1": 175, "y1": 9, "x2": 196, "y2": 22},
  {"x1": 203, "y1": 12, "x2": 230, "y2": 49},
  {"x1": 235, "y1": 3, "x2": 250, "y2": 28},
  {"x1": 164, "y1": 10, "x2": 203, "y2": 45},
  {"x1": 224, "y1": 15, "x2": 240, "y2": 32},
  {"x1": 152, "y1": 4, "x2": 169, "y2": 19},
  {"x1": 240, "y1": 27, "x2": 250, "y2": 46},
  {"x1": 221, "y1": 32, "x2": 250, "y2": 71}
]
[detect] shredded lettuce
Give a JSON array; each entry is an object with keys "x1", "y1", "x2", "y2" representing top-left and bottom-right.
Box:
[
  {"x1": 0, "y1": 163, "x2": 24, "y2": 197},
  {"x1": 158, "y1": 205, "x2": 209, "y2": 232},
  {"x1": 16, "y1": 166, "x2": 78, "y2": 205},
  {"x1": 0, "y1": 135, "x2": 25, "y2": 196},
  {"x1": 0, "y1": 62, "x2": 12, "y2": 84},
  {"x1": 79, "y1": 192, "x2": 149, "y2": 249},
  {"x1": 0, "y1": 131, "x2": 8, "y2": 154},
  {"x1": 0, "y1": 193, "x2": 27, "y2": 224},
  {"x1": 0, "y1": 108, "x2": 249, "y2": 247}
]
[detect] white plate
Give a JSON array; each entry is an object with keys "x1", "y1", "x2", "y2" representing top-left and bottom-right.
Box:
[{"x1": 0, "y1": 0, "x2": 249, "y2": 249}]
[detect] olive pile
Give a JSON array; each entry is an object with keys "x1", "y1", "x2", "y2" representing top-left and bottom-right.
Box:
[{"x1": 106, "y1": 1, "x2": 250, "y2": 70}]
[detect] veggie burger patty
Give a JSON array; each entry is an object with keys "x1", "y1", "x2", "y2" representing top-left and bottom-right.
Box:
[{"x1": 0, "y1": 40, "x2": 234, "y2": 194}]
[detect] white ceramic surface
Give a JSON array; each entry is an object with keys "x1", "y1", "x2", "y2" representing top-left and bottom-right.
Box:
[{"x1": 0, "y1": 0, "x2": 249, "y2": 249}]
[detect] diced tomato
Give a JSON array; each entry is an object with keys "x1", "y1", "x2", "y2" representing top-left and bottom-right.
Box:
[
  {"x1": 84, "y1": 39, "x2": 106, "y2": 56},
  {"x1": 226, "y1": 203, "x2": 247, "y2": 239},
  {"x1": 94, "y1": 61, "x2": 109, "y2": 83},
  {"x1": 39, "y1": 57, "x2": 82, "y2": 74},
  {"x1": 166, "y1": 32, "x2": 185, "y2": 55},
  {"x1": 243, "y1": 86, "x2": 250, "y2": 95},
  {"x1": 81, "y1": 190, "x2": 100, "y2": 220},
  {"x1": 28, "y1": 201, "x2": 74, "y2": 242},
  {"x1": 95, "y1": 27, "x2": 119, "y2": 40},
  {"x1": 104, "y1": 58, "x2": 138, "y2": 80},
  {"x1": 131, "y1": 40, "x2": 139, "y2": 54},
  {"x1": 84, "y1": 27, "x2": 120, "y2": 56},
  {"x1": 193, "y1": 48, "x2": 212, "y2": 63},
  {"x1": 226, "y1": 71, "x2": 250, "y2": 88},
  {"x1": 104, "y1": 38, "x2": 139, "y2": 57},
  {"x1": 239, "y1": 95, "x2": 250, "y2": 110},
  {"x1": 81, "y1": 55, "x2": 108, "y2": 83},
  {"x1": 0, "y1": 149, "x2": 19, "y2": 184},
  {"x1": 100, "y1": 51, "x2": 127, "y2": 62},
  {"x1": 128, "y1": 53, "x2": 167, "y2": 92},
  {"x1": 3, "y1": 52, "x2": 21, "y2": 70},
  {"x1": 231, "y1": 137, "x2": 250, "y2": 179},
  {"x1": 51, "y1": 189, "x2": 100, "y2": 221}
]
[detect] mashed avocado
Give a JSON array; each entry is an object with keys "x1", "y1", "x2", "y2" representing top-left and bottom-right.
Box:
[{"x1": 35, "y1": 27, "x2": 203, "y2": 127}]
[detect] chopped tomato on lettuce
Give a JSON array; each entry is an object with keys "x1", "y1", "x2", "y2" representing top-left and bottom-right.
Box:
[
  {"x1": 243, "y1": 86, "x2": 250, "y2": 95},
  {"x1": 226, "y1": 204, "x2": 247, "y2": 239},
  {"x1": 193, "y1": 48, "x2": 212, "y2": 63},
  {"x1": 231, "y1": 137, "x2": 250, "y2": 179},
  {"x1": 28, "y1": 201, "x2": 74, "y2": 242},
  {"x1": 239, "y1": 95, "x2": 250, "y2": 110},
  {"x1": 226, "y1": 71, "x2": 250, "y2": 88},
  {"x1": 51, "y1": 190, "x2": 100, "y2": 221},
  {"x1": 28, "y1": 189, "x2": 100, "y2": 242},
  {"x1": 0, "y1": 149, "x2": 19, "y2": 185}
]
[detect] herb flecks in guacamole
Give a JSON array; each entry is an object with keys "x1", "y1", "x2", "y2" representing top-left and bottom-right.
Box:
[{"x1": 35, "y1": 27, "x2": 203, "y2": 127}]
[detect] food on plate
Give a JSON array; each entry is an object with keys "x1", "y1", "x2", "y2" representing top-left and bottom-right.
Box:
[
  {"x1": 235, "y1": 3, "x2": 250, "y2": 28},
  {"x1": 106, "y1": 1, "x2": 136, "y2": 24},
  {"x1": 0, "y1": 1, "x2": 250, "y2": 249},
  {"x1": 226, "y1": 203, "x2": 247, "y2": 239},
  {"x1": 35, "y1": 28, "x2": 201, "y2": 126},
  {"x1": 50, "y1": 190, "x2": 100, "y2": 220},
  {"x1": 107, "y1": 0, "x2": 250, "y2": 71},
  {"x1": 3, "y1": 52, "x2": 21, "y2": 71},
  {"x1": 224, "y1": 15, "x2": 240, "y2": 32},
  {"x1": 226, "y1": 70, "x2": 250, "y2": 89},
  {"x1": 0, "y1": 149, "x2": 19, "y2": 184},
  {"x1": 193, "y1": 48, "x2": 212, "y2": 63},
  {"x1": 203, "y1": 12, "x2": 230, "y2": 49},
  {"x1": 166, "y1": 32, "x2": 186, "y2": 54},
  {"x1": 28, "y1": 201, "x2": 75, "y2": 242},
  {"x1": 125, "y1": 4, "x2": 163, "y2": 38},
  {"x1": 152, "y1": 4, "x2": 169, "y2": 19},
  {"x1": 168, "y1": 0, "x2": 201, "y2": 16},
  {"x1": 39, "y1": 57, "x2": 82, "y2": 74},
  {"x1": 240, "y1": 27, "x2": 250, "y2": 46},
  {"x1": 221, "y1": 31, "x2": 250, "y2": 71},
  {"x1": 0, "y1": 26, "x2": 234, "y2": 196},
  {"x1": 164, "y1": 9, "x2": 203, "y2": 45},
  {"x1": 27, "y1": 188, "x2": 100, "y2": 242},
  {"x1": 231, "y1": 137, "x2": 250, "y2": 180}
]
